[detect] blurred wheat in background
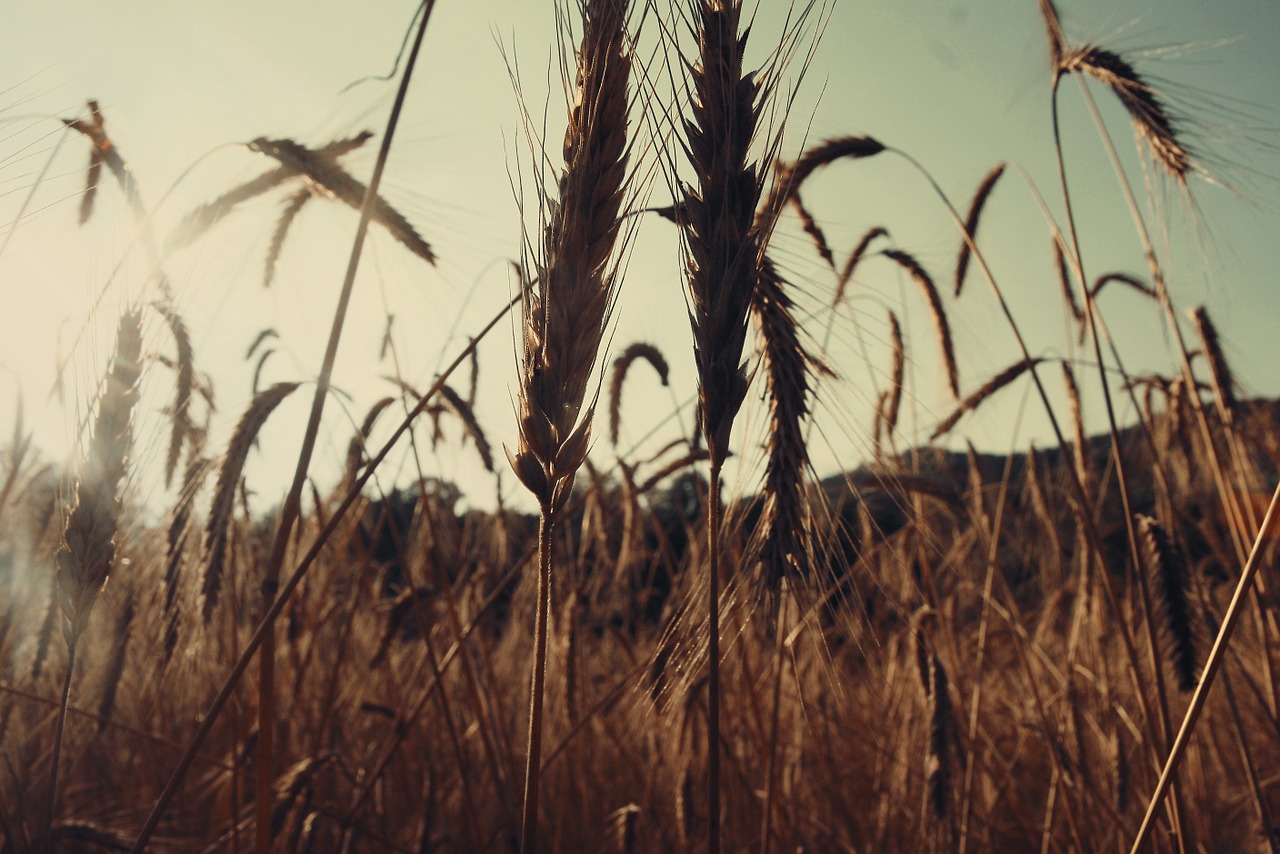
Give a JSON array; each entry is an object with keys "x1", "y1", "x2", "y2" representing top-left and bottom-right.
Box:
[{"x1": 3, "y1": 0, "x2": 1280, "y2": 851}]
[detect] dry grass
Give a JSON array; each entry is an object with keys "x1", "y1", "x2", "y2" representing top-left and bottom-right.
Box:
[{"x1": 1, "y1": 3, "x2": 1277, "y2": 853}]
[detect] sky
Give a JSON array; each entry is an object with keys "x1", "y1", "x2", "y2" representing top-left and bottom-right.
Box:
[{"x1": 3, "y1": 0, "x2": 1280, "y2": 515}]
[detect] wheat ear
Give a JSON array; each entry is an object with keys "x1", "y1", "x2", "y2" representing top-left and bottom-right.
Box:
[
  {"x1": 883, "y1": 249, "x2": 960, "y2": 399},
  {"x1": 930, "y1": 357, "x2": 1044, "y2": 441},
  {"x1": 264, "y1": 188, "x2": 313, "y2": 288},
  {"x1": 1059, "y1": 45, "x2": 1192, "y2": 182},
  {"x1": 510, "y1": 2, "x2": 632, "y2": 849},
  {"x1": 48, "y1": 307, "x2": 143, "y2": 843},
  {"x1": 754, "y1": 259, "x2": 812, "y2": 587},
  {"x1": 201, "y1": 382, "x2": 301, "y2": 622},
  {"x1": 1025, "y1": 444, "x2": 1064, "y2": 586},
  {"x1": 56, "y1": 308, "x2": 142, "y2": 646},
  {"x1": 150, "y1": 300, "x2": 194, "y2": 489},
  {"x1": 344, "y1": 396, "x2": 396, "y2": 486},
  {"x1": 955, "y1": 163, "x2": 1005, "y2": 297},
  {"x1": 783, "y1": 135, "x2": 886, "y2": 194},
  {"x1": 247, "y1": 136, "x2": 438, "y2": 266},
  {"x1": 1061, "y1": 362, "x2": 1090, "y2": 495},
  {"x1": 609, "y1": 342, "x2": 670, "y2": 446},
  {"x1": 835, "y1": 226, "x2": 889, "y2": 306},
  {"x1": 884, "y1": 310, "x2": 906, "y2": 438},
  {"x1": 1137, "y1": 515, "x2": 1200, "y2": 692},
  {"x1": 163, "y1": 446, "x2": 208, "y2": 660},
  {"x1": 1054, "y1": 236, "x2": 1085, "y2": 328},
  {"x1": 1189, "y1": 306, "x2": 1237, "y2": 425},
  {"x1": 680, "y1": 2, "x2": 768, "y2": 848}
]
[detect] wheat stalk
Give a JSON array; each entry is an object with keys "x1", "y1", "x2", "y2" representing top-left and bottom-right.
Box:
[
  {"x1": 48, "y1": 307, "x2": 143, "y2": 844},
  {"x1": 677, "y1": 2, "x2": 772, "y2": 847},
  {"x1": 510, "y1": 2, "x2": 633, "y2": 848}
]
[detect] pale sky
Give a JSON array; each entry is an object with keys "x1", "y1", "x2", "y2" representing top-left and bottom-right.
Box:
[{"x1": 4, "y1": 0, "x2": 1279, "y2": 514}]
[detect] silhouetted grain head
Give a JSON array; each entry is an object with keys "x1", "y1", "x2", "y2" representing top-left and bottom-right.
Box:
[
  {"x1": 791, "y1": 189, "x2": 835, "y2": 269},
  {"x1": 1025, "y1": 444, "x2": 1063, "y2": 585},
  {"x1": 926, "y1": 654, "x2": 952, "y2": 820},
  {"x1": 512, "y1": 0, "x2": 632, "y2": 512},
  {"x1": 1053, "y1": 236, "x2": 1085, "y2": 333},
  {"x1": 96, "y1": 589, "x2": 134, "y2": 728},
  {"x1": 436, "y1": 383, "x2": 494, "y2": 472},
  {"x1": 63, "y1": 100, "x2": 107, "y2": 225},
  {"x1": 163, "y1": 446, "x2": 208, "y2": 660},
  {"x1": 248, "y1": 136, "x2": 438, "y2": 264},
  {"x1": 785, "y1": 135, "x2": 886, "y2": 193},
  {"x1": 1091, "y1": 272, "x2": 1155, "y2": 302},
  {"x1": 680, "y1": 0, "x2": 763, "y2": 464}
]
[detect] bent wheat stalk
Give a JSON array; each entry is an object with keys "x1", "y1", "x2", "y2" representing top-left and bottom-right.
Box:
[{"x1": 243, "y1": 4, "x2": 437, "y2": 851}]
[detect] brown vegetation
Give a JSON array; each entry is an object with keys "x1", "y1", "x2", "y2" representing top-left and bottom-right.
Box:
[{"x1": 2, "y1": 2, "x2": 1277, "y2": 853}]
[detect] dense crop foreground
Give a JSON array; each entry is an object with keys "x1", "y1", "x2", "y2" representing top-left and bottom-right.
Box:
[{"x1": 3, "y1": 1, "x2": 1280, "y2": 851}]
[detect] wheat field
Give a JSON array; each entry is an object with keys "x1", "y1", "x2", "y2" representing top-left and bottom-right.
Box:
[{"x1": 3, "y1": 1, "x2": 1280, "y2": 851}]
